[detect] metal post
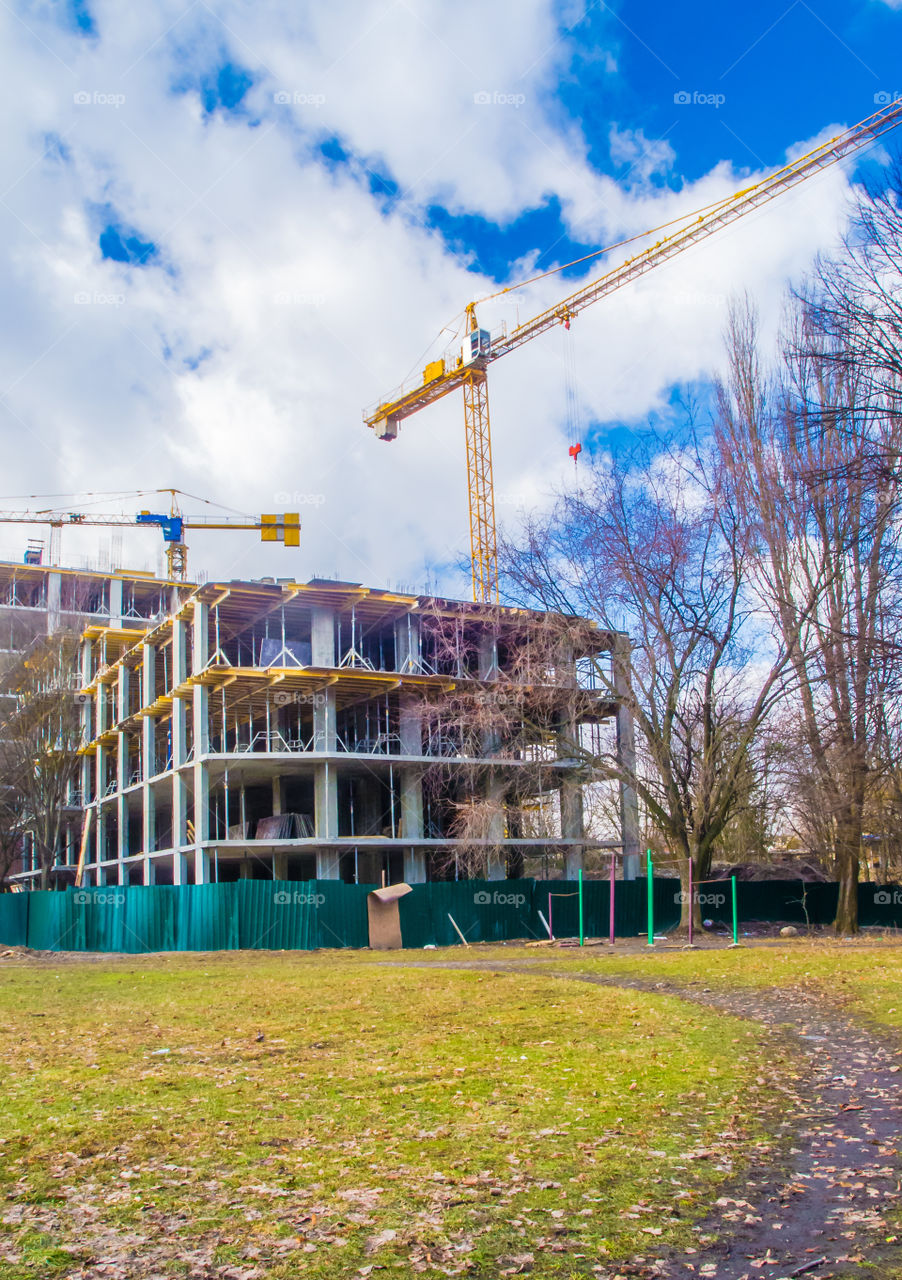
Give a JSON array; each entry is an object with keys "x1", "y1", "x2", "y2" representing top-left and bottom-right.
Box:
[
  {"x1": 647, "y1": 849, "x2": 654, "y2": 947},
  {"x1": 609, "y1": 851, "x2": 615, "y2": 946},
  {"x1": 732, "y1": 875, "x2": 739, "y2": 946},
  {"x1": 578, "y1": 867, "x2": 584, "y2": 946},
  {"x1": 687, "y1": 856, "x2": 693, "y2": 946}
]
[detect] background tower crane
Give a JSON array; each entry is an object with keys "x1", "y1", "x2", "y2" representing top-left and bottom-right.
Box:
[
  {"x1": 0, "y1": 489, "x2": 300, "y2": 580},
  {"x1": 364, "y1": 99, "x2": 902, "y2": 603}
]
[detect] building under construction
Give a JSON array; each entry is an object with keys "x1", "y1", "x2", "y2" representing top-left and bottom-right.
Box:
[{"x1": 1, "y1": 561, "x2": 640, "y2": 888}]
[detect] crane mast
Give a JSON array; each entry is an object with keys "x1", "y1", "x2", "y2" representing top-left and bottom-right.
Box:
[{"x1": 364, "y1": 98, "x2": 902, "y2": 603}]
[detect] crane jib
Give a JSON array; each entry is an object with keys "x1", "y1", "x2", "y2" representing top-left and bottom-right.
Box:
[{"x1": 363, "y1": 96, "x2": 902, "y2": 602}]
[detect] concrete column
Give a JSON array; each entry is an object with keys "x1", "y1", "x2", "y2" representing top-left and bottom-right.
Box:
[
  {"x1": 394, "y1": 612, "x2": 422, "y2": 673},
  {"x1": 313, "y1": 687, "x2": 337, "y2": 752},
  {"x1": 311, "y1": 607, "x2": 335, "y2": 667},
  {"x1": 554, "y1": 683, "x2": 584, "y2": 875},
  {"x1": 192, "y1": 757, "x2": 209, "y2": 885},
  {"x1": 477, "y1": 629, "x2": 499, "y2": 680},
  {"x1": 192, "y1": 603, "x2": 210, "y2": 884},
  {"x1": 171, "y1": 619, "x2": 188, "y2": 763},
  {"x1": 108, "y1": 577, "x2": 123, "y2": 628},
  {"x1": 171, "y1": 767, "x2": 189, "y2": 883},
  {"x1": 314, "y1": 762, "x2": 338, "y2": 838},
  {"x1": 314, "y1": 761, "x2": 339, "y2": 878},
  {"x1": 398, "y1": 695, "x2": 423, "y2": 756},
  {"x1": 79, "y1": 639, "x2": 92, "y2": 757},
  {"x1": 485, "y1": 773, "x2": 506, "y2": 880},
  {"x1": 78, "y1": 642, "x2": 92, "y2": 811},
  {"x1": 47, "y1": 571, "x2": 61, "y2": 634},
  {"x1": 561, "y1": 779, "x2": 585, "y2": 878},
  {"x1": 94, "y1": 702, "x2": 107, "y2": 880},
  {"x1": 116, "y1": 665, "x2": 129, "y2": 882},
  {"x1": 613, "y1": 634, "x2": 640, "y2": 880},
  {"x1": 94, "y1": 680, "x2": 107, "y2": 738},
  {"x1": 140, "y1": 643, "x2": 156, "y2": 880},
  {"x1": 270, "y1": 775, "x2": 288, "y2": 879},
  {"x1": 192, "y1": 600, "x2": 209, "y2": 673},
  {"x1": 401, "y1": 769, "x2": 426, "y2": 883},
  {"x1": 170, "y1": 618, "x2": 188, "y2": 880}
]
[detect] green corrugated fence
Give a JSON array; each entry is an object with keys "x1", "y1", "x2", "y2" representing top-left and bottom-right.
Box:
[
  {"x1": 0, "y1": 878, "x2": 900, "y2": 953},
  {"x1": 0, "y1": 893, "x2": 28, "y2": 947}
]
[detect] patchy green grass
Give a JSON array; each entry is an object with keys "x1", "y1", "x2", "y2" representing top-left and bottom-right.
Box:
[
  {"x1": 0, "y1": 952, "x2": 783, "y2": 1278},
  {"x1": 520, "y1": 939, "x2": 902, "y2": 1032},
  {"x1": 366, "y1": 936, "x2": 902, "y2": 1033}
]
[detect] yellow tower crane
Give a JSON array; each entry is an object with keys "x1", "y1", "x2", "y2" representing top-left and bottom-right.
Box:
[
  {"x1": 364, "y1": 98, "x2": 902, "y2": 603},
  {"x1": 0, "y1": 489, "x2": 300, "y2": 580}
]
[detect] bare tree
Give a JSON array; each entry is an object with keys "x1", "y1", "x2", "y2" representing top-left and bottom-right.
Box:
[
  {"x1": 500, "y1": 434, "x2": 800, "y2": 930},
  {"x1": 804, "y1": 162, "x2": 902, "y2": 425},
  {"x1": 414, "y1": 599, "x2": 596, "y2": 879},
  {"x1": 716, "y1": 300, "x2": 902, "y2": 933},
  {"x1": 0, "y1": 633, "x2": 82, "y2": 890}
]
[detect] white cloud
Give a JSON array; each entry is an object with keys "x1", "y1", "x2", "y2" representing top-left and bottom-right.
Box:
[{"x1": 0, "y1": 0, "x2": 866, "y2": 596}]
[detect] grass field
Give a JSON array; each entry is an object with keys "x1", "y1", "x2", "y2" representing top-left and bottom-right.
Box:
[
  {"x1": 366, "y1": 938, "x2": 902, "y2": 1029},
  {"x1": 0, "y1": 950, "x2": 793, "y2": 1280}
]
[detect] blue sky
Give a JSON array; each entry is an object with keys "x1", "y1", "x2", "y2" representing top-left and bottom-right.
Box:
[
  {"x1": 95, "y1": 1, "x2": 902, "y2": 289},
  {"x1": 424, "y1": 0, "x2": 902, "y2": 283},
  {"x1": 0, "y1": 0, "x2": 900, "y2": 590}
]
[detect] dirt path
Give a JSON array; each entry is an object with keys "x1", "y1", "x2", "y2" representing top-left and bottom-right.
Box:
[{"x1": 389, "y1": 961, "x2": 902, "y2": 1280}]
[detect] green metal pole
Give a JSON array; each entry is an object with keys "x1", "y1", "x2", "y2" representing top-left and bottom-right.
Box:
[
  {"x1": 731, "y1": 875, "x2": 739, "y2": 946},
  {"x1": 647, "y1": 849, "x2": 654, "y2": 947},
  {"x1": 578, "y1": 868, "x2": 584, "y2": 946}
]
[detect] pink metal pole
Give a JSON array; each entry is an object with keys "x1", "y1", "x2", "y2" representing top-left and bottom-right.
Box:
[
  {"x1": 609, "y1": 852, "x2": 616, "y2": 945},
  {"x1": 548, "y1": 892, "x2": 553, "y2": 941},
  {"x1": 687, "y1": 857, "x2": 693, "y2": 946}
]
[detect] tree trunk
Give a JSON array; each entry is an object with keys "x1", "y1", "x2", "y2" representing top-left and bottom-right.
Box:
[
  {"x1": 677, "y1": 858, "x2": 704, "y2": 935},
  {"x1": 833, "y1": 836, "x2": 859, "y2": 934}
]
